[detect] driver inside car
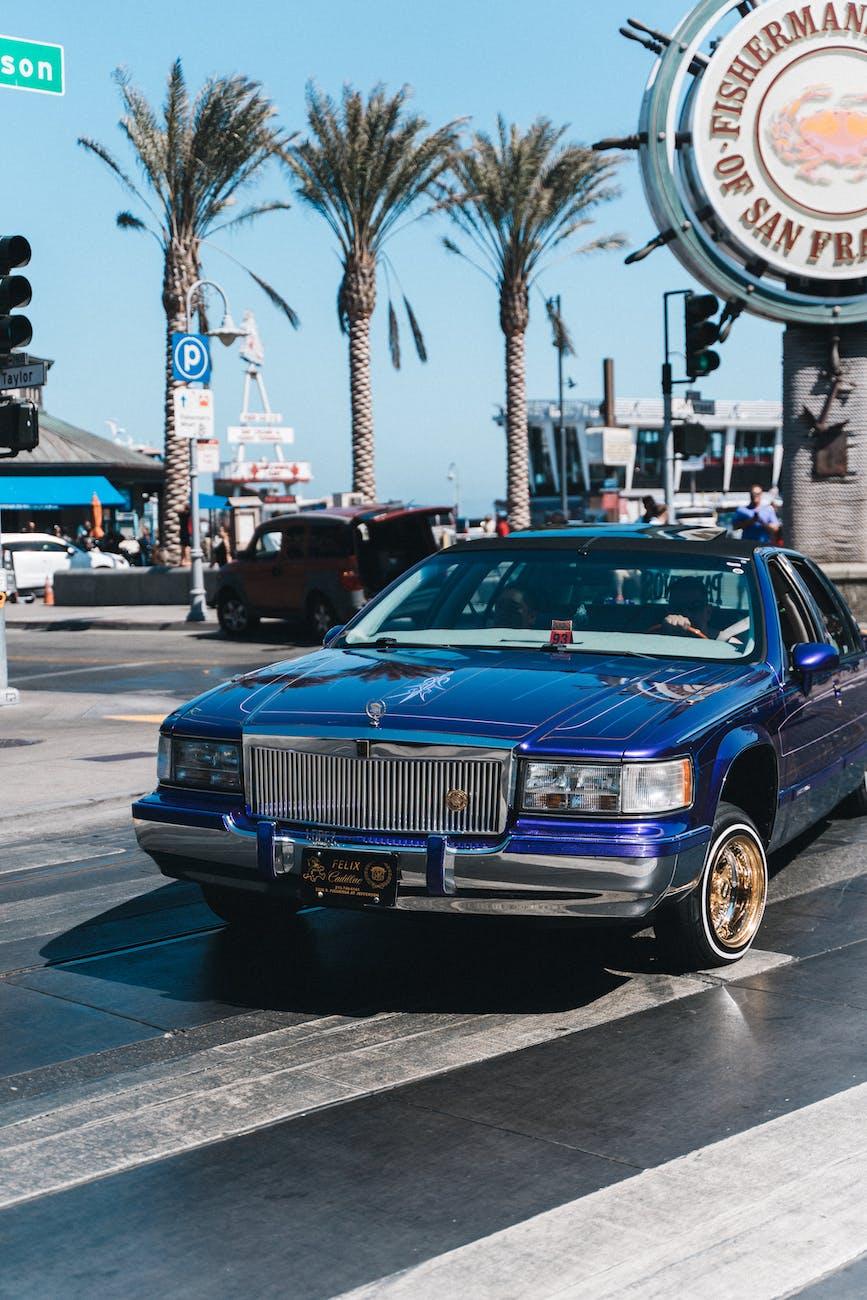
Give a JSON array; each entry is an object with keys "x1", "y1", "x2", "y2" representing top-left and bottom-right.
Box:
[{"x1": 654, "y1": 576, "x2": 711, "y2": 638}]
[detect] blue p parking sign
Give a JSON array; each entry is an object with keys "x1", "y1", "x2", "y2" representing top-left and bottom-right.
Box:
[{"x1": 171, "y1": 332, "x2": 211, "y2": 384}]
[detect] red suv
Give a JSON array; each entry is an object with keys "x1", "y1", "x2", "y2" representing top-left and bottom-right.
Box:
[{"x1": 211, "y1": 504, "x2": 453, "y2": 638}]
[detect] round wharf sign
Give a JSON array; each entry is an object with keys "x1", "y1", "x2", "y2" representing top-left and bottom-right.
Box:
[
  {"x1": 692, "y1": 1, "x2": 867, "y2": 280},
  {"x1": 634, "y1": 0, "x2": 867, "y2": 324}
]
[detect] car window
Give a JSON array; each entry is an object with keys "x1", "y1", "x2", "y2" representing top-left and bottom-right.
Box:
[
  {"x1": 307, "y1": 524, "x2": 351, "y2": 558},
  {"x1": 768, "y1": 559, "x2": 818, "y2": 660},
  {"x1": 252, "y1": 529, "x2": 283, "y2": 559},
  {"x1": 281, "y1": 524, "x2": 306, "y2": 559},
  {"x1": 787, "y1": 557, "x2": 860, "y2": 657},
  {"x1": 345, "y1": 548, "x2": 759, "y2": 661}
]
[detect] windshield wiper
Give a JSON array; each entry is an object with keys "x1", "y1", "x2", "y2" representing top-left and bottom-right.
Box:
[{"x1": 346, "y1": 637, "x2": 448, "y2": 650}]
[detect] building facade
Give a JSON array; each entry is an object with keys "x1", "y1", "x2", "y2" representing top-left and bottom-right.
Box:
[{"x1": 523, "y1": 395, "x2": 782, "y2": 521}]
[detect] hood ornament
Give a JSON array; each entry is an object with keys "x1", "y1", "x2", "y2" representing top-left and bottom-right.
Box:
[{"x1": 365, "y1": 699, "x2": 387, "y2": 728}]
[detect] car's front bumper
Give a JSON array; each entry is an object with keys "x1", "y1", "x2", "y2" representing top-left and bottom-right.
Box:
[{"x1": 133, "y1": 792, "x2": 710, "y2": 920}]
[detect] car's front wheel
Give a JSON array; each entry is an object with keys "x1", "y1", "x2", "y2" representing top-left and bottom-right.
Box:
[
  {"x1": 200, "y1": 884, "x2": 302, "y2": 929},
  {"x1": 842, "y1": 770, "x2": 867, "y2": 816},
  {"x1": 654, "y1": 801, "x2": 768, "y2": 970},
  {"x1": 217, "y1": 591, "x2": 258, "y2": 637}
]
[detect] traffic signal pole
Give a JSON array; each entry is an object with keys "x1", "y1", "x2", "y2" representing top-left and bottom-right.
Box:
[
  {"x1": 662, "y1": 359, "x2": 675, "y2": 523},
  {"x1": 661, "y1": 291, "x2": 685, "y2": 524},
  {"x1": 0, "y1": 503, "x2": 17, "y2": 707}
]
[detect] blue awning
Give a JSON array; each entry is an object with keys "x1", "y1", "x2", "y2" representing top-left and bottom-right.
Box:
[
  {"x1": 0, "y1": 475, "x2": 127, "y2": 508},
  {"x1": 198, "y1": 493, "x2": 229, "y2": 510}
]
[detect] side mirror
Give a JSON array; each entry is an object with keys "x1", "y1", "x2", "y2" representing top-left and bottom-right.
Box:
[
  {"x1": 67, "y1": 546, "x2": 76, "y2": 555},
  {"x1": 322, "y1": 624, "x2": 345, "y2": 648},
  {"x1": 792, "y1": 641, "x2": 839, "y2": 677}
]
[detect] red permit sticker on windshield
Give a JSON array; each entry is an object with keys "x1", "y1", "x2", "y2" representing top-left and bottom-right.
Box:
[{"x1": 549, "y1": 620, "x2": 573, "y2": 646}]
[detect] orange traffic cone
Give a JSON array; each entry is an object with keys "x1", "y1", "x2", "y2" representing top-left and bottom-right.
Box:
[{"x1": 44, "y1": 575, "x2": 55, "y2": 606}]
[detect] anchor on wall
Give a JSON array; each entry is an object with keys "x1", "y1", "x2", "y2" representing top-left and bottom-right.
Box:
[{"x1": 803, "y1": 334, "x2": 852, "y2": 478}]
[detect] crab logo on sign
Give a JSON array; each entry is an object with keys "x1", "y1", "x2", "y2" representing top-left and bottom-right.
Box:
[{"x1": 691, "y1": 0, "x2": 867, "y2": 281}]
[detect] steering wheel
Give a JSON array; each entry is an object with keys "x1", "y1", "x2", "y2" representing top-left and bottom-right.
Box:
[{"x1": 647, "y1": 620, "x2": 708, "y2": 640}]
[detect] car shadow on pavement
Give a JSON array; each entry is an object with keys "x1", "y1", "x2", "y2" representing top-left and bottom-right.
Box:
[{"x1": 39, "y1": 885, "x2": 652, "y2": 1021}]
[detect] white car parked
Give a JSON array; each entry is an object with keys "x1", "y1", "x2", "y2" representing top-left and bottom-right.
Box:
[{"x1": 1, "y1": 532, "x2": 129, "y2": 593}]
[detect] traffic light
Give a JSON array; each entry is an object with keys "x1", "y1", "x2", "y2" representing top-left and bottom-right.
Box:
[
  {"x1": 0, "y1": 235, "x2": 32, "y2": 356},
  {"x1": 684, "y1": 291, "x2": 720, "y2": 380},
  {"x1": 674, "y1": 421, "x2": 708, "y2": 457},
  {"x1": 0, "y1": 402, "x2": 38, "y2": 455}
]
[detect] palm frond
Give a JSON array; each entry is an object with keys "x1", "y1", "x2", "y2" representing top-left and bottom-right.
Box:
[
  {"x1": 205, "y1": 241, "x2": 300, "y2": 328},
  {"x1": 388, "y1": 299, "x2": 401, "y2": 369},
  {"x1": 82, "y1": 61, "x2": 290, "y2": 294},
  {"x1": 445, "y1": 117, "x2": 624, "y2": 311},
  {"x1": 116, "y1": 210, "x2": 148, "y2": 231},
  {"x1": 285, "y1": 81, "x2": 462, "y2": 280},
  {"x1": 209, "y1": 199, "x2": 292, "y2": 235},
  {"x1": 403, "y1": 296, "x2": 427, "y2": 362},
  {"x1": 544, "y1": 297, "x2": 575, "y2": 356}
]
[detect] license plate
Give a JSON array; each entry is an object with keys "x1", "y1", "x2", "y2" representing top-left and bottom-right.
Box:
[{"x1": 298, "y1": 847, "x2": 399, "y2": 908}]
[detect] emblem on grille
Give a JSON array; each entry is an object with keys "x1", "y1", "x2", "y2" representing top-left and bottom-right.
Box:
[
  {"x1": 365, "y1": 699, "x2": 386, "y2": 727},
  {"x1": 445, "y1": 788, "x2": 469, "y2": 813}
]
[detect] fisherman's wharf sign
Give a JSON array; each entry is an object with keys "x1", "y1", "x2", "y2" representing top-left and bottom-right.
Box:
[
  {"x1": 692, "y1": 1, "x2": 867, "y2": 280},
  {"x1": 628, "y1": 0, "x2": 867, "y2": 324}
]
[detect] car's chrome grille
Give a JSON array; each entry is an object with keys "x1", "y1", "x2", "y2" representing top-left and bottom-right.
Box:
[{"x1": 247, "y1": 745, "x2": 507, "y2": 835}]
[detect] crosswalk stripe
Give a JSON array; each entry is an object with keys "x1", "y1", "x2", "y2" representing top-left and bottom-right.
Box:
[
  {"x1": 0, "y1": 954, "x2": 790, "y2": 1210},
  {"x1": 340, "y1": 1082, "x2": 867, "y2": 1300}
]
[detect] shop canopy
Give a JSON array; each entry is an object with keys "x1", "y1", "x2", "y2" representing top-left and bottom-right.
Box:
[
  {"x1": 199, "y1": 493, "x2": 229, "y2": 510},
  {"x1": 0, "y1": 475, "x2": 127, "y2": 509}
]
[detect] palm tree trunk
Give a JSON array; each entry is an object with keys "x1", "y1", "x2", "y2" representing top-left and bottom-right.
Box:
[
  {"x1": 504, "y1": 328, "x2": 530, "y2": 530},
  {"x1": 348, "y1": 311, "x2": 376, "y2": 500},
  {"x1": 343, "y1": 255, "x2": 377, "y2": 501},
  {"x1": 160, "y1": 245, "x2": 199, "y2": 564}
]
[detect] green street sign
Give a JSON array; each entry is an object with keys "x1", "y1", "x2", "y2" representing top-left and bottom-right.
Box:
[{"x1": 0, "y1": 35, "x2": 64, "y2": 96}]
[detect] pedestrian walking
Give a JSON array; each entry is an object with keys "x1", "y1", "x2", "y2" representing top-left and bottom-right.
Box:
[
  {"x1": 212, "y1": 524, "x2": 232, "y2": 567},
  {"x1": 732, "y1": 484, "x2": 781, "y2": 543}
]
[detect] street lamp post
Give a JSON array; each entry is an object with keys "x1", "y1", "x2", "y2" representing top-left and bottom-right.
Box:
[{"x1": 182, "y1": 279, "x2": 246, "y2": 623}]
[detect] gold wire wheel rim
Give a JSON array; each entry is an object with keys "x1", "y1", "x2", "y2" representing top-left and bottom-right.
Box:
[{"x1": 707, "y1": 832, "x2": 766, "y2": 950}]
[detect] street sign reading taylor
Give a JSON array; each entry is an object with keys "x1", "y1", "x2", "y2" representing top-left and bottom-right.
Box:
[
  {"x1": 631, "y1": 0, "x2": 867, "y2": 325},
  {"x1": 691, "y1": 1, "x2": 867, "y2": 282}
]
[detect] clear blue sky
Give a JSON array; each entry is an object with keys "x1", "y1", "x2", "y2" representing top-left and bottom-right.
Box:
[{"x1": 6, "y1": 0, "x2": 782, "y2": 516}]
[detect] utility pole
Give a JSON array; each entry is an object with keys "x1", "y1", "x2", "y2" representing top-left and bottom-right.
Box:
[{"x1": 556, "y1": 296, "x2": 567, "y2": 518}]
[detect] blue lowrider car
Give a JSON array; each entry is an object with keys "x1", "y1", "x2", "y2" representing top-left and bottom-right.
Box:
[{"x1": 133, "y1": 526, "x2": 867, "y2": 969}]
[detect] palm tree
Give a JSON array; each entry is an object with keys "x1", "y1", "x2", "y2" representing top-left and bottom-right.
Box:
[
  {"x1": 284, "y1": 83, "x2": 461, "y2": 501},
  {"x1": 444, "y1": 118, "x2": 624, "y2": 530},
  {"x1": 80, "y1": 61, "x2": 297, "y2": 562}
]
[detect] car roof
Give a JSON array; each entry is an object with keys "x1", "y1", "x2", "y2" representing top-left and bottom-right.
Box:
[
  {"x1": 451, "y1": 524, "x2": 760, "y2": 560},
  {"x1": 1, "y1": 532, "x2": 69, "y2": 543},
  {"x1": 263, "y1": 504, "x2": 452, "y2": 526}
]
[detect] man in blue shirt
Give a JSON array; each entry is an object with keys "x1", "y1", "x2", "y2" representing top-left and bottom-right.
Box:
[{"x1": 733, "y1": 484, "x2": 781, "y2": 543}]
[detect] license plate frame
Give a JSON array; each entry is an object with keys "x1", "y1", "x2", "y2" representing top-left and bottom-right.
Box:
[{"x1": 298, "y1": 847, "x2": 399, "y2": 909}]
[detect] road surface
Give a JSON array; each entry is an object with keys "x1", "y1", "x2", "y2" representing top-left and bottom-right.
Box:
[{"x1": 1, "y1": 623, "x2": 866, "y2": 1297}]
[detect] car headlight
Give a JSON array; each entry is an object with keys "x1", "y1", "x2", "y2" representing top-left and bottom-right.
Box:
[
  {"x1": 160, "y1": 735, "x2": 243, "y2": 792},
  {"x1": 521, "y1": 758, "x2": 692, "y2": 815}
]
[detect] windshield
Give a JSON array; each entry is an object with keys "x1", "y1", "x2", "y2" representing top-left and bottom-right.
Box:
[{"x1": 343, "y1": 547, "x2": 758, "y2": 661}]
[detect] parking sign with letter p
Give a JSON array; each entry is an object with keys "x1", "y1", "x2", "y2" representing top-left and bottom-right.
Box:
[{"x1": 171, "y1": 332, "x2": 211, "y2": 384}]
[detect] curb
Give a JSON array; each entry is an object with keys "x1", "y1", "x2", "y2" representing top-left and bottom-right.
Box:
[
  {"x1": 0, "y1": 789, "x2": 148, "y2": 826},
  {"x1": 6, "y1": 617, "x2": 202, "y2": 632}
]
